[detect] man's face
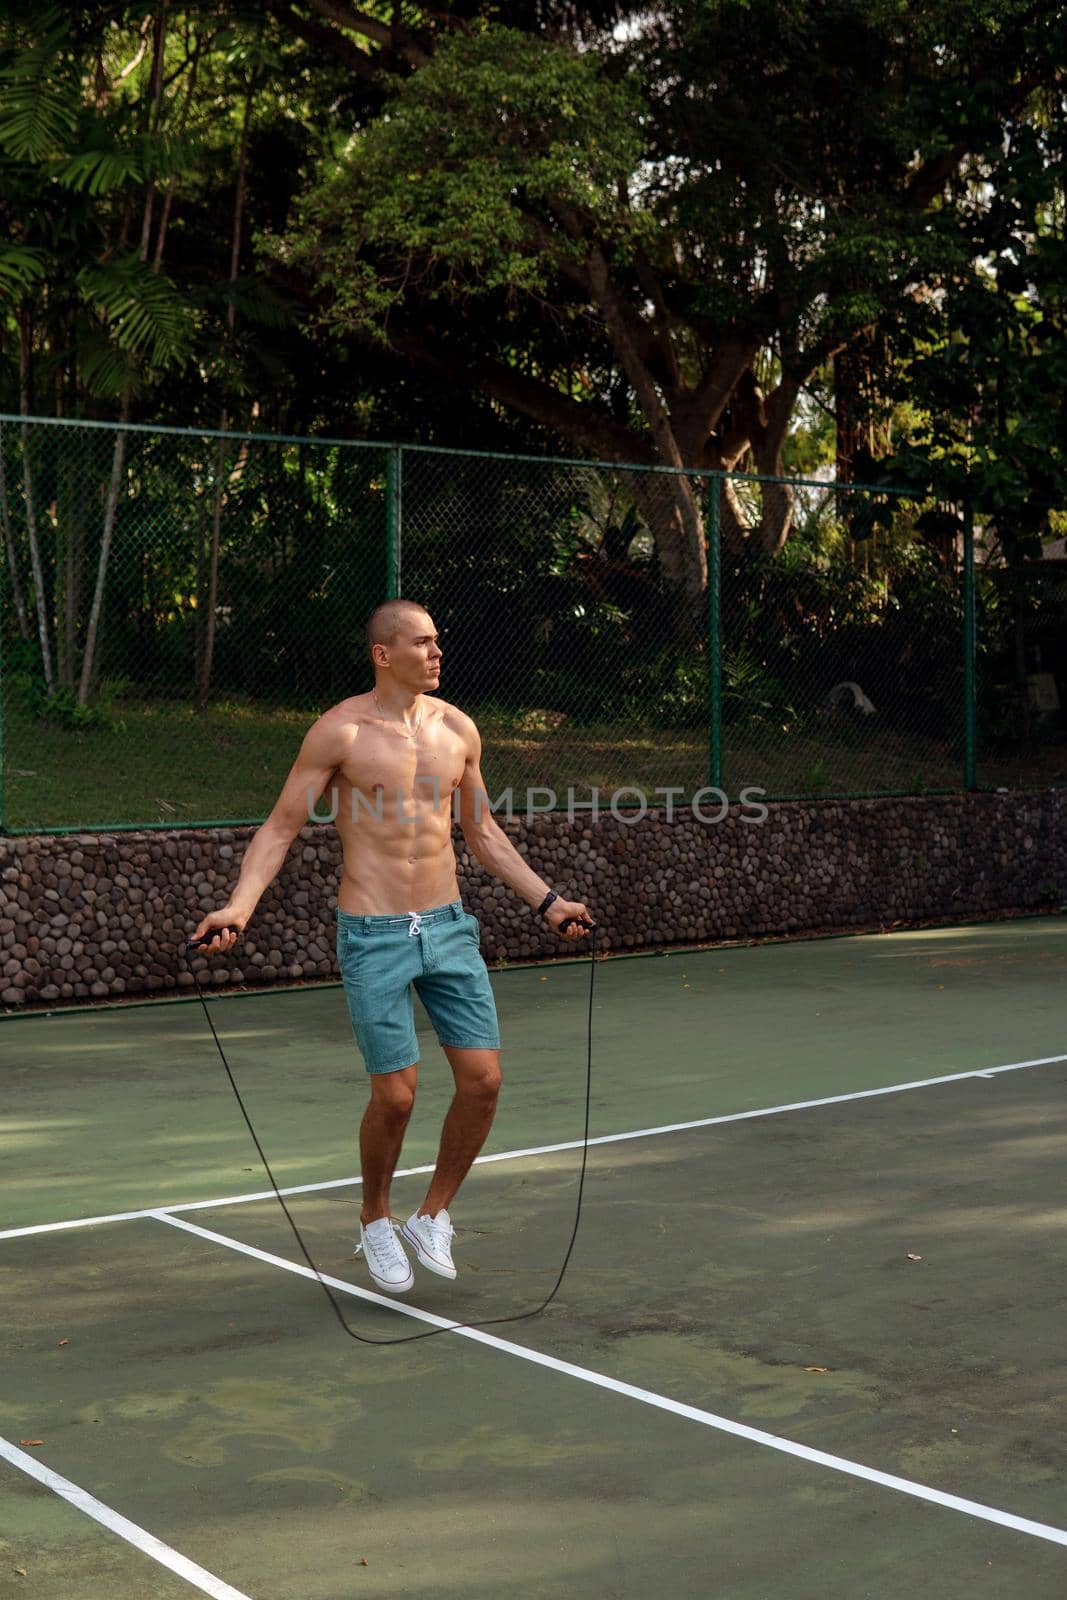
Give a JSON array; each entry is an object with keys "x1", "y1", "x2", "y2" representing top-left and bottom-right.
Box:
[{"x1": 385, "y1": 611, "x2": 442, "y2": 691}]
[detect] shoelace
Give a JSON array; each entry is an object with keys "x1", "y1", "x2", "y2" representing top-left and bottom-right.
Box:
[
  {"x1": 359, "y1": 1222, "x2": 405, "y2": 1268},
  {"x1": 423, "y1": 1214, "x2": 454, "y2": 1255}
]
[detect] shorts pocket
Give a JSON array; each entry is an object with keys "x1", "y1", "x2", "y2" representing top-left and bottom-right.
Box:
[{"x1": 337, "y1": 926, "x2": 367, "y2": 984}]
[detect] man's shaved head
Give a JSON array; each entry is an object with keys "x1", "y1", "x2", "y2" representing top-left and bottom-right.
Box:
[{"x1": 365, "y1": 599, "x2": 432, "y2": 659}]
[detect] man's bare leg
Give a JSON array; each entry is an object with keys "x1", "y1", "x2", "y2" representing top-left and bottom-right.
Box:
[
  {"x1": 419, "y1": 1047, "x2": 502, "y2": 1217},
  {"x1": 359, "y1": 1064, "x2": 418, "y2": 1225}
]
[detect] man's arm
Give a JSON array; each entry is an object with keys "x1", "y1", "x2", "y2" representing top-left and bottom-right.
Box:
[
  {"x1": 455, "y1": 721, "x2": 593, "y2": 942},
  {"x1": 191, "y1": 714, "x2": 350, "y2": 951}
]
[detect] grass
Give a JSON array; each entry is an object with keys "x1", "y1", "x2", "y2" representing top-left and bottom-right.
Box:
[{"x1": 3, "y1": 697, "x2": 1065, "y2": 832}]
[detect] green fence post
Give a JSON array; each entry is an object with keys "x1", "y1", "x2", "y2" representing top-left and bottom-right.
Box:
[
  {"x1": 386, "y1": 445, "x2": 402, "y2": 599},
  {"x1": 708, "y1": 473, "x2": 722, "y2": 790},
  {"x1": 962, "y1": 497, "x2": 977, "y2": 790}
]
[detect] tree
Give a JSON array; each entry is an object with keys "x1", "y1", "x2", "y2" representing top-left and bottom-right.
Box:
[
  {"x1": 276, "y1": 0, "x2": 1062, "y2": 629},
  {"x1": 0, "y1": 5, "x2": 198, "y2": 699},
  {"x1": 877, "y1": 78, "x2": 1067, "y2": 747}
]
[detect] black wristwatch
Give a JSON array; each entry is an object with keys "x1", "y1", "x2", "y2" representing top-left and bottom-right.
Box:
[{"x1": 536, "y1": 890, "x2": 558, "y2": 918}]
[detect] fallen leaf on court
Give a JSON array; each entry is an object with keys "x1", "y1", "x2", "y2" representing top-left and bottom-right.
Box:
[
  {"x1": 14, "y1": 1567, "x2": 27, "y2": 1577},
  {"x1": 19, "y1": 1441, "x2": 43, "y2": 1447},
  {"x1": 58, "y1": 1339, "x2": 69, "y2": 1347},
  {"x1": 804, "y1": 1366, "x2": 828, "y2": 1373},
  {"x1": 907, "y1": 1253, "x2": 923, "y2": 1261},
  {"x1": 359, "y1": 1558, "x2": 369, "y2": 1566}
]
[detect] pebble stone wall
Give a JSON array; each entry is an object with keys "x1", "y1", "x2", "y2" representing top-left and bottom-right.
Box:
[{"x1": 1, "y1": 791, "x2": 1065, "y2": 1008}]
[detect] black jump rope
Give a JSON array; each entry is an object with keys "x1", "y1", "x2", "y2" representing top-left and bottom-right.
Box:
[{"x1": 186, "y1": 915, "x2": 597, "y2": 1346}]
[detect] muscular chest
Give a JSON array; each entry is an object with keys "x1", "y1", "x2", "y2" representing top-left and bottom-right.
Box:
[{"x1": 343, "y1": 721, "x2": 466, "y2": 806}]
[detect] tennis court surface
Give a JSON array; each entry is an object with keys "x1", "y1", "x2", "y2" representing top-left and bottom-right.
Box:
[{"x1": 3, "y1": 914, "x2": 1067, "y2": 1598}]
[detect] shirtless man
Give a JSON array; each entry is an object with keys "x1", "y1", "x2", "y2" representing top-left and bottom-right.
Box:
[{"x1": 192, "y1": 599, "x2": 592, "y2": 1294}]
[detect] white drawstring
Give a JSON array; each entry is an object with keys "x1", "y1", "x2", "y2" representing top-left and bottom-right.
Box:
[{"x1": 407, "y1": 912, "x2": 422, "y2": 938}]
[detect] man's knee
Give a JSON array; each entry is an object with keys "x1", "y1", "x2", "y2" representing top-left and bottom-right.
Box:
[
  {"x1": 460, "y1": 1061, "x2": 502, "y2": 1108},
  {"x1": 367, "y1": 1072, "x2": 416, "y2": 1123}
]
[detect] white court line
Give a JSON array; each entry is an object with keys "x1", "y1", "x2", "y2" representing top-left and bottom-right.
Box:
[
  {"x1": 155, "y1": 1211, "x2": 1067, "y2": 1551},
  {"x1": 0, "y1": 1434, "x2": 252, "y2": 1600},
  {"x1": 4, "y1": 1050, "x2": 1067, "y2": 1244}
]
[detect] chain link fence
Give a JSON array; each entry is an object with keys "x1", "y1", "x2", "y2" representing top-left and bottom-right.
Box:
[
  {"x1": 0, "y1": 416, "x2": 1061, "y2": 832},
  {"x1": 0, "y1": 417, "x2": 389, "y2": 828},
  {"x1": 400, "y1": 449, "x2": 709, "y2": 805},
  {"x1": 716, "y1": 477, "x2": 965, "y2": 798}
]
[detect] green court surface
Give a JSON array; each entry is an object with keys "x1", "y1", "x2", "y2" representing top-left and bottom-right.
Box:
[{"x1": 2, "y1": 916, "x2": 1067, "y2": 1598}]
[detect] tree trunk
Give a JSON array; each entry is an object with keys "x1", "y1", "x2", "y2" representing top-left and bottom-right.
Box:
[
  {"x1": 713, "y1": 446, "x2": 795, "y2": 558},
  {"x1": 1012, "y1": 562, "x2": 1032, "y2": 754},
  {"x1": 193, "y1": 475, "x2": 208, "y2": 685},
  {"x1": 0, "y1": 423, "x2": 32, "y2": 643},
  {"x1": 196, "y1": 428, "x2": 227, "y2": 711},
  {"x1": 64, "y1": 475, "x2": 87, "y2": 690},
  {"x1": 584, "y1": 246, "x2": 708, "y2": 632},
  {"x1": 78, "y1": 401, "x2": 129, "y2": 704},
  {"x1": 196, "y1": 69, "x2": 255, "y2": 711},
  {"x1": 752, "y1": 388, "x2": 797, "y2": 556},
  {"x1": 834, "y1": 345, "x2": 863, "y2": 485},
  {"x1": 755, "y1": 474, "x2": 795, "y2": 556},
  {"x1": 54, "y1": 438, "x2": 88, "y2": 691},
  {"x1": 715, "y1": 476, "x2": 749, "y2": 559},
  {"x1": 16, "y1": 313, "x2": 55, "y2": 695},
  {"x1": 627, "y1": 470, "x2": 707, "y2": 643}
]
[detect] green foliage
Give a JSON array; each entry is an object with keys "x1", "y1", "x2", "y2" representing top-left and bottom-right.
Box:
[
  {"x1": 620, "y1": 654, "x2": 708, "y2": 729},
  {"x1": 0, "y1": 10, "x2": 79, "y2": 161},
  {"x1": 77, "y1": 254, "x2": 195, "y2": 370},
  {"x1": 0, "y1": 243, "x2": 46, "y2": 299},
  {"x1": 283, "y1": 27, "x2": 643, "y2": 329},
  {"x1": 6, "y1": 669, "x2": 125, "y2": 732}
]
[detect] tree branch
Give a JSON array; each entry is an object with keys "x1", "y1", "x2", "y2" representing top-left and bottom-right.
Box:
[
  {"x1": 587, "y1": 243, "x2": 685, "y2": 468},
  {"x1": 633, "y1": 247, "x2": 681, "y2": 391},
  {"x1": 385, "y1": 327, "x2": 647, "y2": 460},
  {"x1": 302, "y1": 0, "x2": 430, "y2": 67},
  {"x1": 680, "y1": 340, "x2": 758, "y2": 448},
  {"x1": 270, "y1": 1, "x2": 380, "y2": 80},
  {"x1": 905, "y1": 142, "x2": 970, "y2": 210}
]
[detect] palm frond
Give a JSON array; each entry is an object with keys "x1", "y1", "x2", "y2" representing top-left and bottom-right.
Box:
[
  {"x1": 0, "y1": 24, "x2": 79, "y2": 162},
  {"x1": 78, "y1": 336, "x2": 144, "y2": 402},
  {"x1": 54, "y1": 146, "x2": 143, "y2": 195},
  {"x1": 0, "y1": 243, "x2": 46, "y2": 299},
  {"x1": 77, "y1": 254, "x2": 196, "y2": 370},
  {"x1": 214, "y1": 273, "x2": 295, "y2": 330}
]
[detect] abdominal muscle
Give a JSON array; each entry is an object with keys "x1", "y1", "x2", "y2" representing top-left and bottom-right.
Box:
[{"x1": 333, "y1": 775, "x2": 462, "y2": 915}]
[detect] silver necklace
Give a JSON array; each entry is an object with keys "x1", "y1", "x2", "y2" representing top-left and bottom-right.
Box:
[{"x1": 374, "y1": 690, "x2": 423, "y2": 737}]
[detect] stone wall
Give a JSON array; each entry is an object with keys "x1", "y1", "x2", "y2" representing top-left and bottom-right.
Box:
[{"x1": 1, "y1": 790, "x2": 1064, "y2": 1007}]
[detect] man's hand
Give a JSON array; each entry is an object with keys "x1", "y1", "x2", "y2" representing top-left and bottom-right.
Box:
[
  {"x1": 544, "y1": 897, "x2": 594, "y2": 941},
  {"x1": 189, "y1": 905, "x2": 249, "y2": 954}
]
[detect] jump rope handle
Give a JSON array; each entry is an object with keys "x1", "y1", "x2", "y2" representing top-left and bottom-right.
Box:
[
  {"x1": 558, "y1": 916, "x2": 596, "y2": 936},
  {"x1": 187, "y1": 926, "x2": 240, "y2": 949}
]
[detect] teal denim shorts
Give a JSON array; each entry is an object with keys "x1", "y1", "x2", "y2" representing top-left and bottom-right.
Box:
[{"x1": 336, "y1": 900, "x2": 500, "y2": 1074}]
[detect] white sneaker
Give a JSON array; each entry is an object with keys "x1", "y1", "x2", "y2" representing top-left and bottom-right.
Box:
[
  {"x1": 402, "y1": 1209, "x2": 457, "y2": 1280},
  {"x1": 355, "y1": 1218, "x2": 414, "y2": 1293}
]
